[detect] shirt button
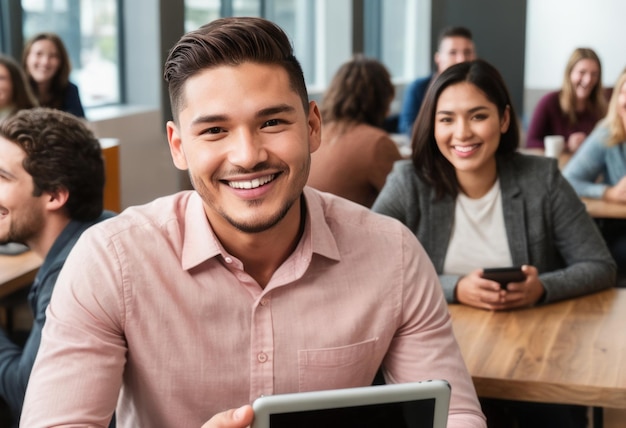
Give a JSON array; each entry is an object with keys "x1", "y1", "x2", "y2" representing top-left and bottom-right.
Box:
[
  {"x1": 260, "y1": 298, "x2": 269, "y2": 306},
  {"x1": 257, "y1": 352, "x2": 268, "y2": 363},
  {"x1": 224, "y1": 257, "x2": 233, "y2": 263}
]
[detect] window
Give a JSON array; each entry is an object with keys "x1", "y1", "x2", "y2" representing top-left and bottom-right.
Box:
[
  {"x1": 365, "y1": 0, "x2": 430, "y2": 82},
  {"x1": 184, "y1": 0, "x2": 317, "y2": 87},
  {"x1": 21, "y1": 0, "x2": 121, "y2": 108},
  {"x1": 185, "y1": 0, "x2": 261, "y2": 32}
]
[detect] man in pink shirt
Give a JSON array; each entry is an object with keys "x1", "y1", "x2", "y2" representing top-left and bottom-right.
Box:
[{"x1": 21, "y1": 17, "x2": 486, "y2": 428}]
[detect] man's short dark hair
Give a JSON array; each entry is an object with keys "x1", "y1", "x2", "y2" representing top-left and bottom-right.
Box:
[
  {"x1": 164, "y1": 17, "x2": 309, "y2": 124},
  {"x1": 0, "y1": 108, "x2": 105, "y2": 220},
  {"x1": 437, "y1": 26, "x2": 473, "y2": 47}
]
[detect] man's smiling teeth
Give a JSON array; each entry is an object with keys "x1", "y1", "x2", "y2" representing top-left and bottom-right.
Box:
[
  {"x1": 228, "y1": 174, "x2": 275, "y2": 189},
  {"x1": 454, "y1": 144, "x2": 479, "y2": 153}
]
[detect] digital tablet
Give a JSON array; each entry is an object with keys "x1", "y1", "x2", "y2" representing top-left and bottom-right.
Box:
[{"x1": 251, "y1": 379, "x2": 451, "y2": 428}]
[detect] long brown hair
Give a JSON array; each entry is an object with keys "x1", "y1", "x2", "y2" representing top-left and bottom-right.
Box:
[
  {"x1": 0, "y1": 54, "x2": 38, "y2": 113},
  {"x1": 559, "y1": 48, "x2": 607, "y2": 124},
  {"x1": 22, "y1": 32, "x2": 73, "y2": 110}
]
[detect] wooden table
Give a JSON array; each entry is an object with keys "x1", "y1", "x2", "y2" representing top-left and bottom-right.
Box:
[
  {"x1": 581, "y1": 197, "x2": 626, "y2": 220},
  {"x1": 0, "y1": 251, "x2": 42, "y2": 299},
  {"x1": 449, "y1": 288, "x2": 626, "y2": 426}
]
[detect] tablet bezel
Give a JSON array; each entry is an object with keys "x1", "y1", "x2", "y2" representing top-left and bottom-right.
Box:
[{"x1": 251, "y1": 379, "x2": 451, "y2": 428}]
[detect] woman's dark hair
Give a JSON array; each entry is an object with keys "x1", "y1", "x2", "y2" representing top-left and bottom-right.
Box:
[
  {"x1": 164, "y1": 17, "x2": 308, "y2": 124},
  {"x1": 320, "y1": 54, "x2": 394, "y2": 128},
  {"x1": 411, "y1": 59, "x2": 520, "y2": 199},
  {"x1": 0, "y1": 108, "x2": 104, "y2": 220},
  {"x1": 22, "y1": 32, "x2": 72, "y2": 110},
  {"x1": 0, "y1": 54, "x2": 38, "y2": 113}
]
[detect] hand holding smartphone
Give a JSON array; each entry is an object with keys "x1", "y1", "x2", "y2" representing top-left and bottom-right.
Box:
[{"x1": 482, "y1": 266, "x2": 526, "y2": 290}]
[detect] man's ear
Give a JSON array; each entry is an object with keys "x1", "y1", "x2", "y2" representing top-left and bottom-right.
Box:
[
  {"x1": 308, "y1": 101, "x2": 322, "y2": 154},
  {"x1": 46, "y1": 187, "x2": 70, "y2": 212},
  {"x1": 167, "y1": 120, "x2": 188, "y2": 170}
]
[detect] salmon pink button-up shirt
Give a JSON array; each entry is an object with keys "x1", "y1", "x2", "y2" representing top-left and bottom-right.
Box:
[{"x1": 21, "y1": 188, "x2": 485, "y2": 428}]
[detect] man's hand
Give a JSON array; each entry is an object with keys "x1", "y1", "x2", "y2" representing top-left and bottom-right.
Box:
[
  {"x1": 456, "y1": 265, "x2": 544, "y2": 311},
  {"x1": 201, "y1": 405, "x2": 254, "y2": 428}
]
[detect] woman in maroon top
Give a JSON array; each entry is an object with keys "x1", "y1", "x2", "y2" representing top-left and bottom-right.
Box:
[{"x1": 526, "y1": 47, "x2": 607, "y2": 152}]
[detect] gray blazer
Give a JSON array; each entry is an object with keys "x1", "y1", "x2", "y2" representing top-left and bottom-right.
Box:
[{"x1": 372, "y1": 154, "x2": 616, "y2": 303}]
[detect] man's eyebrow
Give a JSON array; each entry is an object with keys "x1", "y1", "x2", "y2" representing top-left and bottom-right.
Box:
[
  {"x1": 0, "y1": 167, "x2": 17, "y2": 179},
  {"x1": 190, "y1": 114, "x2": 229, "y2": 127},
  {"x1": 189, "y1": 104, "x2": 297, "y2": 127},
  {"x1": 256, "y1": 104, "x2": 297, "y2": 118}
]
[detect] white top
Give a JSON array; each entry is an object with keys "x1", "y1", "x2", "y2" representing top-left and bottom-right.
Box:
[{"x1": 443, "y1": 179, "x2": 512, "y2": 274}]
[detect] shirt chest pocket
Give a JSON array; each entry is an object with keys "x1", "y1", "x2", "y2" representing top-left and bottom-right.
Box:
[{"x1": 298, "y1": 337, "x2": 380, "y2": 391}]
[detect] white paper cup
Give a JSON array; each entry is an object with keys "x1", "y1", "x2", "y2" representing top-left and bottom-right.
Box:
[{"x1": 544, "y1": 135, "x2": 565, "y2": 158}]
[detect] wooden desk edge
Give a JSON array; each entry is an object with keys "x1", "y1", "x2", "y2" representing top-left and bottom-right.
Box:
[
  {"x1": 0, "y1": 251, "x2": 42, "y2": 298},
  {"x1": 0, "y1": 270, "x2": 37, "y2": 298},
  {"x1": 473, "y1": 377, "x2": 626, "y2": 409}
]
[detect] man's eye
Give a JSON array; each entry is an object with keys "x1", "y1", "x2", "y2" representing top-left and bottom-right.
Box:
[
  {"x1": 263, "y1": 119, "x2": 281, "y2": 127},
  {"x1": 204, "y1": 127, "x2": 222, "y2": 134}
]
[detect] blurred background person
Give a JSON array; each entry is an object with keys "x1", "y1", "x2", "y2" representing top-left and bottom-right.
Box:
[
  {"x1": 0, "y1": 108, "x2": 113, "y2": 427},
  {"x1": 0, "y1": 55, "x2": 38, "y2": 122},
  {"x1": 563, "y1": 67, "x2": 626, "y2": 273},
  {"x1": 307, "y1": 54, "x2": 402, "y2": 208},
  {"x1": 397, "y1": 26, "x2": 476, "y2": 136},
  {"x1": 526, "y1": 47, "x2": 607, "y2": 152},
  {"x1": 22, "y1": 32, "x2": 85, "y2": 118}
]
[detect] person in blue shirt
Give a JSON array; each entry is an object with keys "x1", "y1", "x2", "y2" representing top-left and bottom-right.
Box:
[
  {"x1": 563, "y1": 67, "x2": 626, "y2": 272},
  {"x1": 0, "y1": 108, "x2": 114, "y2": 427},
  {"x1": 398, "y1": 26, "x2": 476, "y2": 136},
  {"x1": 22, "y1": 33, "x2": 85, "y2": 118}
]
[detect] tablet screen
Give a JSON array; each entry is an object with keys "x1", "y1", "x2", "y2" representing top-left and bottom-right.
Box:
[
  {"x1": 252, "y1": 380, "x2": 450, "y2": 428},
  {"x1": 268, "y1": 397, "x2": 435, "y2": 428}
]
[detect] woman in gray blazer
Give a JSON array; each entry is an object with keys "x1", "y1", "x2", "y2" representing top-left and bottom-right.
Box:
[
  {"x1": 373, "y1": 59, "x2": 614, "y2": 310},
  {"x1": 372, "y1": 58, "x2": 615, "y2": 428}
]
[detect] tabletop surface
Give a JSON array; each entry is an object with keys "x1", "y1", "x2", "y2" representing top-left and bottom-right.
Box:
[
  {"x1": 449, "y1": 288, "x2": 626, "y2": 409},
  {"x1": 0, "y1": 250, "x2": 42, "y2": 299}
]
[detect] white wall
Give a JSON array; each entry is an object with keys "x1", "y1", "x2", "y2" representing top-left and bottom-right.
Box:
[{"x1": 525, "y1": 0, "x2": 626, "y2": 89}]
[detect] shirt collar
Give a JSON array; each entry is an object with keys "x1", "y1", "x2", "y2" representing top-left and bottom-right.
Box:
[
  {"x1": 180, "y1": 188, "x2": 342, "y2": 271},
  {"x1": 181, "y1": 192, "x2": 222, "y2": 270},
  {"x1": 302, "y1": 187, "x2": 341, "y2": 262}
]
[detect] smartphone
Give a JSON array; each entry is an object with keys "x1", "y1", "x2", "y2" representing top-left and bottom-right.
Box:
[{"x1": 482, "y1": 266, "x2": 526, "y2": 290}]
